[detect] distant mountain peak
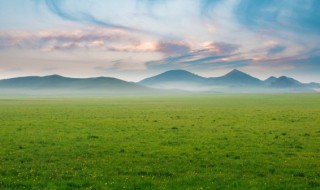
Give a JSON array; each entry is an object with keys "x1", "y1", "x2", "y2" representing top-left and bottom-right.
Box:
[
  {"x1": 270, "y1": 76, "x2": 303, "y2": 88},
  {"x1": 224, "y1": 69, "x2": 256, "y2": 78},
  {"x1": 0, "y1": 74, "x2": 148, "y2": 93},
  {"x1": 228, "y1": 69, "x2": 246, "y2": 74},
  {"x1": 209, "y1": 69, "x2": 263, "y2": 86},
  {"x1": 139, "y1": 69, "x2": 206, "y2": 86},
  {"x1": 266, "y1": 76, "x2": 277, "y2": 80},
  {"x1": 278, "y1": 76, "x2": 291, "y2": 80},
  {"x1": 0, "y1": 69, "x2": 317, "y2": 94},
  {"x1": 230, "y1": 69, "x2": 241, "y2": 73},
  {"x1": 160, "y1": 69, "x2": 196, "y2": 76},
  {"x1": 264, "y1": 76, "x2": 277, "y2": 83},
  {"x1": 43, "y1": 74, "x2": 65, "y2": 78},
  {"x1": 164, "y1": 69, "x2": 189, "y2": 72}
]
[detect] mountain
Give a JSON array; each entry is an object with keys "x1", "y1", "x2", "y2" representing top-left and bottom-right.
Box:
[
  {"x1": 139, "y1": 69, "x2": 263, "y2": 90},
  {"x1": 269, "y1": 76, "x2": 304, "y2": 88},
  {"x1": 1, "y1": 70, "x2": 318, "y2": 95},
  {"x1": 138, "y1": 69, "x2": 317, "y2": 93},
  {"x1": 308, "y1": 82, "x2": 320, "y2": 88},
  {"x1": 139, "y1": 70, "x2": 208, "y2": 91},
  {"x1": 209, "y1": 69, "x2": 263, "y2": 86},
  {"x1": 0, "y1": 75, "x2": 150, "y2": 95},
  {"x1": 0, "y1": 75, "x2": 143, "y2": 89},
  {"x1": 264, "y1": 76, "x2": 277, "y2": 86}
]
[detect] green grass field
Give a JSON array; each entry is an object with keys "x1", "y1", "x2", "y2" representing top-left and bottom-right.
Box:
[{"x1": 0, "y1": 94, "x2": 320, "y2": 189}]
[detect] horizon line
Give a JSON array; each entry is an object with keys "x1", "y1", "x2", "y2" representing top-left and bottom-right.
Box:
[{"x1": 0, "y1": 69, "x2": 319, "y2": 84}]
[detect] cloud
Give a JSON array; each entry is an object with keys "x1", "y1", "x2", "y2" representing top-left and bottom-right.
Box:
[
  {"x1": 0, "y1": 30, "x2": 159, "y2": 52},
  {"x1": 137, "y1": 0, "x2": 166, "y2": 9},
  {"x1": 42, "y1": 67, "x2": 60, "y2": 71},
  {"x1": 144, "y1": 38, "x2": 319, "y2": 75},
  {"x1": 156, "y1": 41, "x2": 191, "y2": 55},
  {"x1": 0, "y1": 30, "x2": 195, "y2": 55},
  {"x1": 200, "y1": 0, "x2": 223, "y2": 16},
  {"x1": 37, "y1": 0, "x2": 145, "y2": 33},
  {"x1": 183, "y1": 55, "x2": 233, "y2": 65},
  {"x1": 146, "y1": 53, "x2": 248, "y2": 71},
  {"x1": 234, "y1": 0, "x2": 320, "y2": 33},
  {"x1": 106, "y1": 41, "x2": 158, "y2": 52},
  {"x1": 204, "y1": 42, "x2": 240, "y2": 54},
  {"x1": 137, "y1": 0, "x2": 165, "y2": 5},
  {"x1": 0, "y1": 34, "x2": 12, "y2": 49},
  {"x1": 267, "y1": 45, "x2": 286, "y2": 55},
  {"x1": 95, "y1": 59, "x2": 125, "y2": 71},
  {"x1": 4, "y1": 67, "x2": 23, "y2": 72},
  {"x1": 95, "y1": 59, "x2": 147, "y2": 71},
  {"x1": 146, "y1": 41, "x2": 241, "y2": 70},
  {"x1": 287, "y1": 54, "x2": 320, "y2": 74}
]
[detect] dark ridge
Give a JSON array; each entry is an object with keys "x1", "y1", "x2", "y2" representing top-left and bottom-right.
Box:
[
  {"x1": 270, "y1": 76, "x2": 303, "y2": 88},
  {"x1": 139, "y1": 69, "x2": 207, "y2": 85},
  {"x1": 209, "y1": 69, "x2": 263, "y2": 86}
]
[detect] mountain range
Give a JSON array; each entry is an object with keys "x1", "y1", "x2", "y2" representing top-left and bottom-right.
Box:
[
  {"x1": 139, "y1": 69, "x2": 319, "y2": 93},
  {"x1": 0, "y1": 75, "x2": 151, "y2": 95},
  {"x1": 0, "y1": 69, "x2": 319, "y2": 95}
]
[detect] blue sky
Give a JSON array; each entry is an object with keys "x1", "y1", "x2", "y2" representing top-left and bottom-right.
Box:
[{"x1": 0, "y1": 0, "x2": 319, "y2": 82}]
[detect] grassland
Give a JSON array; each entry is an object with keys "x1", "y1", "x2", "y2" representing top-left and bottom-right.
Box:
[{"x1": 0, "y1": 94, "x2": 319, "y2": 189}]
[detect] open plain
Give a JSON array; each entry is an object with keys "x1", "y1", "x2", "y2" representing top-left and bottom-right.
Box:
[{"x1": 0, "y1": 94, "x2": 320, "y2": 189}]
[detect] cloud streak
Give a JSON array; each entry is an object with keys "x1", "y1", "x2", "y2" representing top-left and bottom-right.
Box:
[
  {"x1": 200, "y1": 0, "x2": 223, "y2": 16},
  {"x1": 204, "y1": 42, "x2": 240, "y2": 54},
  {"x1": 156, "y1": 41, "x2": 190, "y2": 55},
  {"x1": 0, "y1": 30, "x2": 194, "y2": 55},
  {"x1": 267, "y1": 45, "x2": 286, "y2": 55},
  {"x1": 38, "y1": 0, "x2": 149, "y2": 34},
  {"x1": 235, "y1": 0, "x2": 320, "y2": 33},
  {"x1": 0, "y1": 30, "x2": 139, "y2": 51},
  {"x1": 146, "y1": 41, "x2": 242, "y2": 70}
]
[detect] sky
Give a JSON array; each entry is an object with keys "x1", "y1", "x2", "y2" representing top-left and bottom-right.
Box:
[{"x1": 0, "y1": 0, "x2": 319, "y2": 82}]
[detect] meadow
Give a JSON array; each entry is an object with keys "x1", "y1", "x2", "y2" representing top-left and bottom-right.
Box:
[{"x1": 0, "y1": 94, "x2": 319, "y2": 189}]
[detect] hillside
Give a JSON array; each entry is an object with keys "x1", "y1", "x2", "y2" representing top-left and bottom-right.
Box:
[
  {"x1": 0, "y1": 75, "x2": 150, "y2": 95},
  {"x1": 139, "y1": 70, "x2": 208, "y2": 91},
  {"x1": 209, "y1": 69, "x2": 263, "y2": 86},
  {"x1": 138, "y1": 69, "x2": 317, "y2": 93},
  {"x1": 0, "y1": 70, "x2": 318, "y2": 95}
]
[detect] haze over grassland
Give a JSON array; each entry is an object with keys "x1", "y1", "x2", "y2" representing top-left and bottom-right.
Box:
[{"x1": 0, "y1": 69, "x2": 319, "y2": 95}]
